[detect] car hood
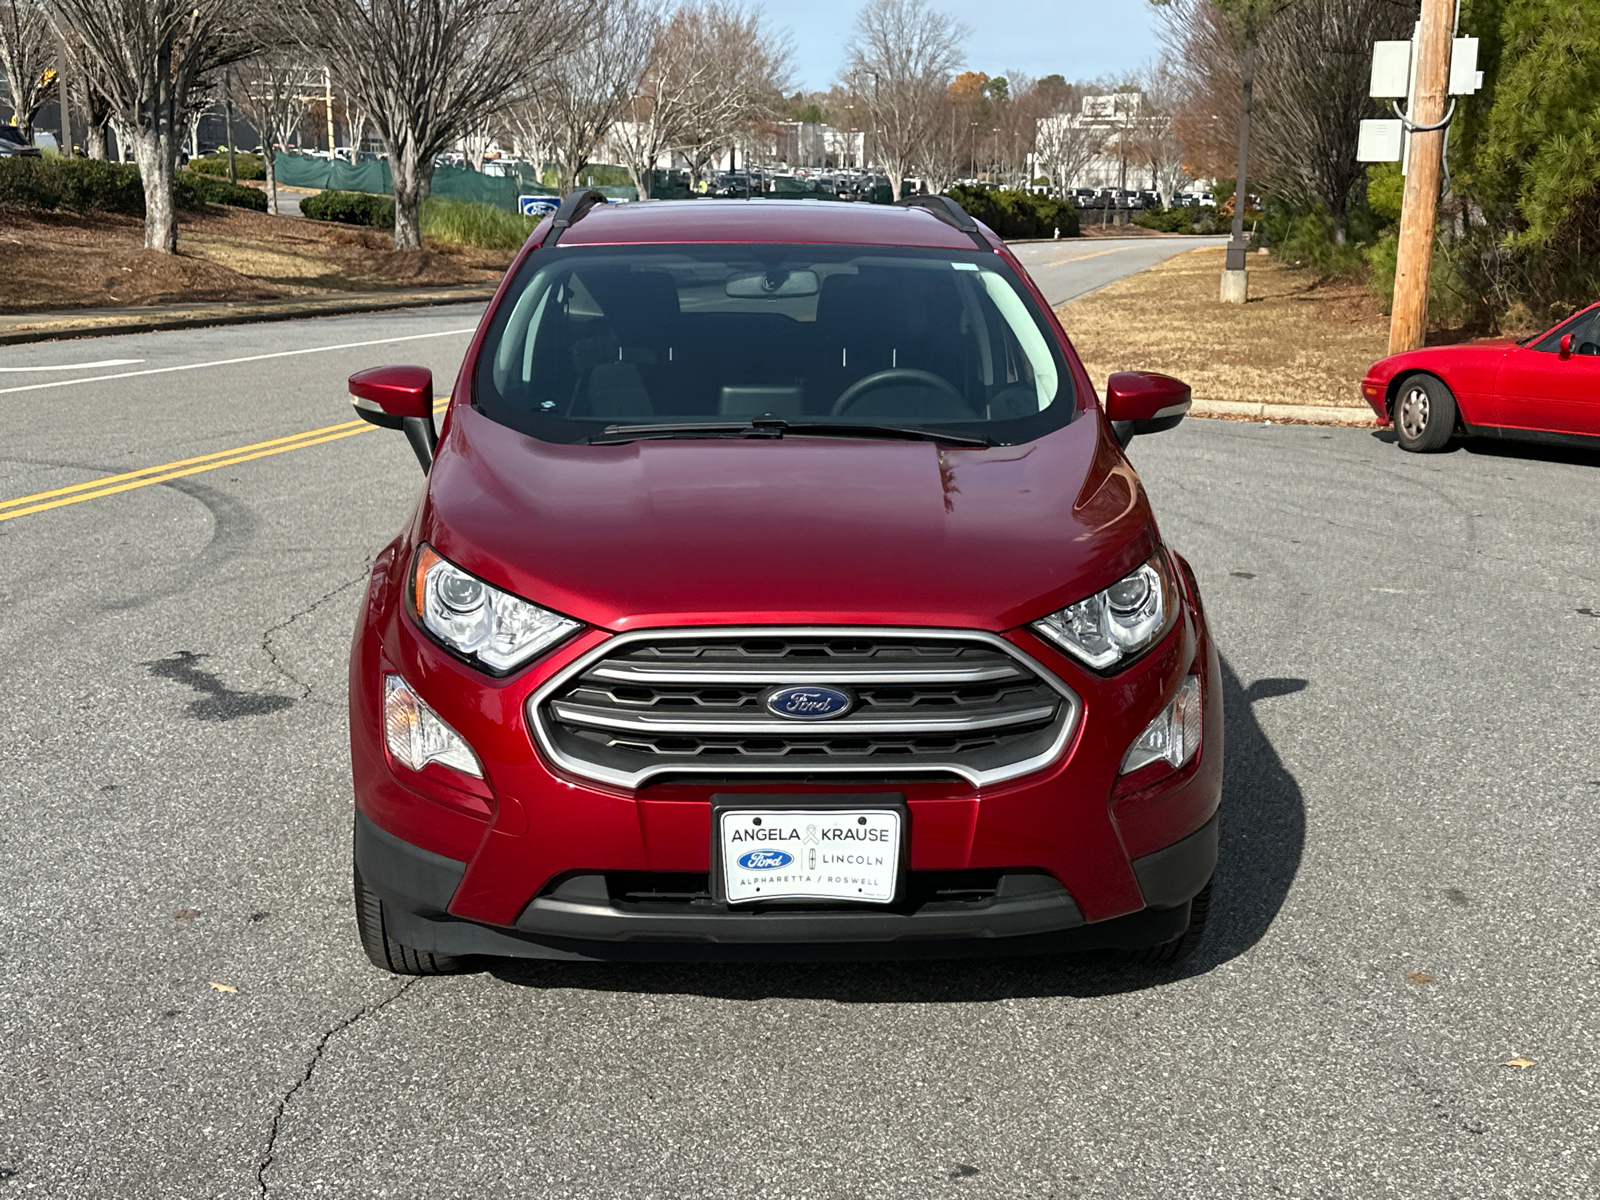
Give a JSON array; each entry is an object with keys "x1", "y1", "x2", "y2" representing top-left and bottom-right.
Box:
[
  {"x1": 1368, "y1": 338, "x2": 1519, "y2": 377},
  {"x1": 421, "y1": 405, "x2": 1158, "y2": 632}
]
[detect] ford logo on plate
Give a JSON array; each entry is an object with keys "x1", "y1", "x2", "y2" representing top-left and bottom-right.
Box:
[
  {"x1": 738, "y1": 850, "x2": 793, "y2": 870},
  {"x1": 765, "y1": 685, "x2": 853, "y2": 720}
]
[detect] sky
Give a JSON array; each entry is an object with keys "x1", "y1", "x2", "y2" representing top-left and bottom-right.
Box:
[{"x1": 782, "y1": 0, "x2": 1165, "y2": 94}]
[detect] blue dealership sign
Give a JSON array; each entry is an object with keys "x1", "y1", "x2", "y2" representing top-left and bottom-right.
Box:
[{"x1": 518, "y1": 195, "x2": 560, "y2": 218}]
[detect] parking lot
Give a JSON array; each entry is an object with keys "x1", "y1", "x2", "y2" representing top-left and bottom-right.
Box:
[{"x1": 1, "y1": 294, "x2": 1596, "y2": 1198}]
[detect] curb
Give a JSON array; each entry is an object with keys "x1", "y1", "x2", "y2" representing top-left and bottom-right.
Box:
[
  {"x1": 0, "y1": 286, "x2": 499, "y2": 347},
  {"x1": 1190, "y1": 398, "x2": 1377, "y2": 427}
]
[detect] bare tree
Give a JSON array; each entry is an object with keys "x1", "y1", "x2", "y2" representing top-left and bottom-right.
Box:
[
  {"x1": 45, "y1": 0, "x2": 257, "y2": 251},
  {"x1": 512, "y1": 0, "x2": 659, "y2": 197},
  {"x1": 672, "y1": 3, "x2": 789, "y2": 187},
  {"x1": 1128, "y1": 62, "x2": 1190, "y2": 206},
  {"x1": 231, "y1": 49, "x2": 310, "y2": 214},
  {"x1": 918, "y1": 87, "x2": 971, "y2": 194},
  {"x1": 1, "y1": 0, "x2": 54, "y2": 141},
  {"x1": 281, "y1": 0, "x2": 588, "y2": 251},
  {"x1": 841, "y1": 0, "x2": 966, "y2": 201},
  {"x1": 1032, "y1": 85, "x2": 1102, "y2": 196}
]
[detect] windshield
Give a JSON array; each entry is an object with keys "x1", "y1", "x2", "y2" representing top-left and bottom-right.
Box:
[{"x1": 473, "y1": 243, "x2": 1076, "y2": 445}]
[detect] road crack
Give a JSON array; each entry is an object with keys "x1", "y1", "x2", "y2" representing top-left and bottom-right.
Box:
[
  {"x1": 256, "y1": 979, "x2": 415, "y2": 1197},
  {"x1": 261, "y1": 567, "x2": 370, "y2": 701}
]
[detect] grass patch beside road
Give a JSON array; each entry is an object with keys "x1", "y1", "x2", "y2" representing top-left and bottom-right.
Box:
[{"x1": 1055, "y1": 246, "x2": 1388, "y2": 408}]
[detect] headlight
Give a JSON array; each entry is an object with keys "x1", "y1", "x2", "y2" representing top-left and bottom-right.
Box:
[
  {"x1": 411, "y1": 545, "x2": 579, "y2": 673},
  {"x1": 1033, "y1": 554, "x2": 1172, "y2": 670},
  {"x1": 1120, "y1": 675, "x2": 1202, "y2": 775},
  {"x1": 384, "y1": 675, "x2": 482, "y2": 778}
]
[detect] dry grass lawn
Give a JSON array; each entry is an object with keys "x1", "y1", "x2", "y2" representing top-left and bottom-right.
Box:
[
  {"x1": 0, "y1": 207, "x2": 512, "y2": 314},
  {"x1": 1056, "y1": 246, "x2": 1388, "y2": 408}
]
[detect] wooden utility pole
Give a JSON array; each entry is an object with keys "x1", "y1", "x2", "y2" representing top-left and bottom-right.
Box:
[{"x1": 1387, "y1": 0, "x2": 1453, "y2": 354}]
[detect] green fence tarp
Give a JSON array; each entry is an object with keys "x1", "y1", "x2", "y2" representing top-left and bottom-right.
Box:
[{"x1": 270, "y1": 153, "x2": 644, "y2": 210}]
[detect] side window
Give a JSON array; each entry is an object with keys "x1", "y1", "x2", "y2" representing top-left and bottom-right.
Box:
[{"x1": 1534, "y1": 309, "x2": 1599, "y2": 354}]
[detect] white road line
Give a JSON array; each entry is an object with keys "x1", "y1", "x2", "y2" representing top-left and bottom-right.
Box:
[
  {"x1": 0, "y1": 327, "x2": 478, "y2": 397},
  {"x1": 0, "y1": 358, "x2": 145, "y2": 373}
]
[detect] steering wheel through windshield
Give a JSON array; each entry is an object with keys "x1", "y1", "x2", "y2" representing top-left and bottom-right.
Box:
[{"x1": 830, "y1": 369, "x2": 966, "y2": 417}]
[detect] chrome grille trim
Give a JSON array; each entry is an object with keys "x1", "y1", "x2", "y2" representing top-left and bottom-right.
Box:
[
  {"x1": 527, "y1": 627, "x2": 1082, "y2": 790},
  {"x1": 586, "y1": 661, "x2": 1025, "y2": 686},
  {"x1": 548, "y1": 700, "x2": 1059, "y2": 736}
]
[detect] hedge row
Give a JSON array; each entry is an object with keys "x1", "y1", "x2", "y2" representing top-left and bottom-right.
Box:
[
  {"x1": 0, "y1": 157, "x2": 266, "y2": 214},
  {"x1": 946, "y1": 186, "x2": 1080, "y2": 239},
  {"x1": 188, "y1": 152, "x2": 267, "y2": 181},
  {"x1": 299, "y1": 189, "x2": 395, "y2": 227}
]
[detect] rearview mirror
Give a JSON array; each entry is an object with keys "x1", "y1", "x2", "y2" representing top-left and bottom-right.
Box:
[
  {"x1": 725, "y1": 269, "x2": 819, "y2": 299},
  {"x1": 1559, "y1": 333, "x2": 1573, "y2": 360},
  {"x1": 1104, "y1": 371, "x2": 1192, "y2": 448},
  {"x1": 350, "y1": 365, "x2": 435, "y2": 472}
]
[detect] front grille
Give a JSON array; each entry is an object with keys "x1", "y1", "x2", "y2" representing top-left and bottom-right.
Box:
[{"x1": 529, "y1": 628, "x2": 1080, "y2": 788}]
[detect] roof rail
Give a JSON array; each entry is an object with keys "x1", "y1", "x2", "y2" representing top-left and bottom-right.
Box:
[
  {"x1": 894, "y1": 194, "x2": 991, "y2": 251},
  {"x1": 543, "y1": 188, "x2": 609, "y2": 247}
]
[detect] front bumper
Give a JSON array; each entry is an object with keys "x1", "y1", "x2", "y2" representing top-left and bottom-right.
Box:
[
  {"x1": 355, "y1": 809, "x2": 1218, "y2": 961},
  {"x1": 348, "y1": 543, "x2": 1225, "y2": 957}
]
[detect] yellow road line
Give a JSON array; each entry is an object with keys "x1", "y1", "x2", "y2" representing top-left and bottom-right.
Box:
[
  {"x1": 1040, "y1": 247, "x2": 1134, "y2": 268},
  {"x1": 0, "y1": 419, "x2": 367, "y2": 512},
  {"x1": 0, "y1": 402, "x2": 447, "y2": 525}
]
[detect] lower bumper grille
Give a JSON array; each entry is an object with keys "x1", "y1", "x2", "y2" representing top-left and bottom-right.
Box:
[{"x1": 529, "y1": 627, "x2": 1080, "y2": 788}]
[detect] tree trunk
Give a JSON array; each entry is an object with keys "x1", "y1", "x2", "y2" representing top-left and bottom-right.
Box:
[
  {"x1": 263, "y1": 149, "x2": 279, "y2": 215},
  {"x1": 131, "y1": 128, "x2": 179, "y2": 253},
  {"x1": 390, "y1": 146, "x2": 431, "y2": 251},
  {"x1": 85, "y1": 123, "x2": 107, "y2": 160}
]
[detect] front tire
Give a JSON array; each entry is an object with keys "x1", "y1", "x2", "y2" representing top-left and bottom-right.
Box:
[
  {"x1": 1393, "y1": 374, "x2": 1457, "y2": 452},
  {"x1": 354, "y1": 865, "x2": 465, "y2": 976},
  {"x1": 1119, "y1": 880, "x2": 1211, "y2": 967}
]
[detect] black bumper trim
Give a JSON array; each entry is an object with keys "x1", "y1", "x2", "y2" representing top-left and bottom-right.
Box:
[
  {"x1": 354, "y1": 810, "x2": 467, "y2": 917},
  {"x1": 353, "y1": 808, "x2": 1216, "y2": 962},
  {"x1": 1131, "y1": 810, "x2": 1219, "y2": 909}
]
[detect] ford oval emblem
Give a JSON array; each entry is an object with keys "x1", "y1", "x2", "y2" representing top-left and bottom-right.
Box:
[
  {"x1": 765, "y1": 685, "x2": 854, "y2": 720},
  {"x1": 738, "y1": 850, "x2": 793, "y2": 870}
]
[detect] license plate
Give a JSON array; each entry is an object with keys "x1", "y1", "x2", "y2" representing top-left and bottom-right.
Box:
[{"x1": 718, "y1": 808, "x2": 901, "y2": 905}]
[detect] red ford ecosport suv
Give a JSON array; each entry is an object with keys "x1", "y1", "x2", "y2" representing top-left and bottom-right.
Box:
[{"x1": 346, "y1": 193, "x2": 1221, "y2": 974}]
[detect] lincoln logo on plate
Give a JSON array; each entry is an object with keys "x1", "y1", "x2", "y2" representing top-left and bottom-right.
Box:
[{"x1": 765, "y1": 685, "x2": 853, "y2": 720}]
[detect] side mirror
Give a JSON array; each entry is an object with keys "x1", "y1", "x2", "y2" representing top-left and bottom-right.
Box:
[
  {"x1": 1559, "y1": 333, "x2": 1573, "y2": 360},
  {"x1": 1104, "y1": 371, "x2": 1192, "y2": 448},
  {"x1": 350, "y1": 365, "x2": 436, "y2": 472}
]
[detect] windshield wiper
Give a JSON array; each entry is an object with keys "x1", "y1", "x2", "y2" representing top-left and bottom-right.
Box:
[
  {"x1": 592, "y1": 418, "x2": 990, "y2": 448},
  {"x1": 590, "y1": 422, "x2": 784, "y2": 444}
]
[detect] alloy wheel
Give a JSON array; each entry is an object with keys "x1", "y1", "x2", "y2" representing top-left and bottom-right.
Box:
[{"x1": 1398, "y1": 386, "x2": 1430, "y2": 440}]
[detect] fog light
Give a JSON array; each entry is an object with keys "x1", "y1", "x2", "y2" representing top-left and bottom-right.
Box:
[
  {"x1": 1121, "y1": 675, "x2": 1202, "y2": 775},
  {"x1": 383, "y1": 674, "x2": 482, "y2": 778}
]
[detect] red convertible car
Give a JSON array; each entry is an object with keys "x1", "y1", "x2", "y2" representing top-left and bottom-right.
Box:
[{"x1": 1361, "y1": 301, "x2": 1600, "y2": 451}]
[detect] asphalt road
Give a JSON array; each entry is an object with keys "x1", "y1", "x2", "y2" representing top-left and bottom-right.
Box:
[
  {"x1": 1010, "y1": 235, "x2": 1227, "y2": 304},
  {"x1": 1, "y1": 273, "x2": 1597, "y2": 1198}
]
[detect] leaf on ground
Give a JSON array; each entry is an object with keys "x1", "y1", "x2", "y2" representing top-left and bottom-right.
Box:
[
  {"x1": 1406, "y1": 970, "x2": 1436, "y2": 985},
  {"x1": 208, "y1": 981, "x2": 238, "y2": 994},
  {"x1": 173, "y1": 909, "x2": 200, "y2": 920},
  {"x1": 1503, "y1": 1057, "x2": 1535, "y2": 1069}
]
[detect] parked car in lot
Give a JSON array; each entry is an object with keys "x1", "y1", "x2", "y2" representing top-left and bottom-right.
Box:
[
  {"x1": 346, "y1": 193, "x2": 1220, "y2": 973},
  {"x1": 1362, "y1": 301, "x2": 1600, "y2": 450},
  {"x1": 0, "y1": 126, "x2": 41, "y2": 157}
]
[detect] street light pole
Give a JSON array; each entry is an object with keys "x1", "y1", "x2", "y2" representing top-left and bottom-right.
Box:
[{"x1": 1388, "y1": 0, "x2": 1453, "y2": 354}]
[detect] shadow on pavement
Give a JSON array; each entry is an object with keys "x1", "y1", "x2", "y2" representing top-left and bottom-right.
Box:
[
  {"x1": 488, "y1": 656, "x2": 1305, "y2": 1002},
  {"x1": 1371, "y1": 426, "x2": 1600, "y2": 469}
]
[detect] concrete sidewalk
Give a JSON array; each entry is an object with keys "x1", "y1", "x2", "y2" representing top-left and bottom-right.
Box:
[{"x1": 0, "y1": 283, "x2": 498, "y2": 346}]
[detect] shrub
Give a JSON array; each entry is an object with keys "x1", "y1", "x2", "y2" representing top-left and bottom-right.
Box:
[
  {"x1": 946, "y1": 185, "x2": 1079, "y2": 238},
  {"x1": 175, "y1": 171, "x2": 268, "y2": 211},
  {"x1": 420, "y1": 198, "x2": 537, "y2": 249},
  {"x1": 188, "y1": 152, "x2": 266, "y2": 181},
  {"x1": 0, "y1": 157, "x2": 266, "y2": 214},
  {"x1": 0, "y1": 157, "x2": 144, "y2": 214},
  {"x1": 1133, "y1": 205, "x2": 1200, "y2": 233},
  {"x1": 300, "y1": 189, "x2": 395, "y2": 227}
]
